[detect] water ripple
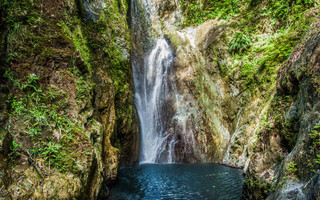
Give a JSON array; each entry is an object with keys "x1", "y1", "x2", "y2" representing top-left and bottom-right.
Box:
[{"x1": 107, "y1": 164, "x2": 244, "y2": 200}]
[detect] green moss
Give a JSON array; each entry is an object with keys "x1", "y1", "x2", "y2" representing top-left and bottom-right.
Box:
[
  {"x1": 69, "y1": 0, "x2": 135, "y2": 152},
  {"x1": 0, "y1": 2, "x2": 134, "y2": 198},
  {"x1": 179, "y1": 0, "x2": 318, "y2": 28},
  {"x1": 259, "y1": 95, "x2": 298, "y2": 151},
  {"x1": 179, "y1": 0, "x2": 245, "y2": 27},
  {"x1": 58, "y1": 21, "x2": 92, "y2": 72},
  {"x1": 225, "y1": 28, "x2": 303, "y2": 93},
  {"x1": 309, "y1": 121, "x2": 320, "y2": 170},
  {"x1": 182, "y1": 0, "x2": 318, "y2": 94}
]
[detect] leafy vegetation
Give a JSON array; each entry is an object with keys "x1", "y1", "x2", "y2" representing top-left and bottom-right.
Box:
[
  {"x1": 179, "y1": 0, "x2": 318, "y2": 27},
  {"x1": 179, "y1": 0, "x2": 243, "y2": 26},
  {"x1": 310, "y1": 122, "x2": 320, "y2": 166},
  {"x1": 186, "y1": 0, "x2": 319, "y2": 94},
  {"x1": 1, "y1": 0, "x2": 135, "y2": 177},
  {"x1": 228, "y1": 32, "x2": 251, "y2": 54},
  {"x1": 9, "y1": 140, "x2": 21, "y2": 159},
  {"x1": 181, "y1": 1, "x2": 319, "y2": 166},
  {"x1": 0, "y1": 0, "x2": 135, "y2": 198},
  {"x1": 5, "y1": 72, "x2": 89, "y2": 172},
  {"x1": 41, "y1": 141, "x2": 61, "y2": 170},
  {"x1": 244, "y1": 176, "x2": 272, "y2": 199},
  {"x1": 287, "y1": 161, "x2": 298, "y2": 175}
]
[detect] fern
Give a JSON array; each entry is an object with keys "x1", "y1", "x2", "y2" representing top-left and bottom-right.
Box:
[{"x1": 228, "y1": 32, "x2": 251, "y2": 54}]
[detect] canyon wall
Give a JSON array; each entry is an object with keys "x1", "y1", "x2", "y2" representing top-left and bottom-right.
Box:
[
  {"x1": 0, "y1": 0, "x2": 319, "y2": 199},
  {"x1": 0, "y1": 0, "x2": 138, "y2": 199},
  {"x1": 149, "y1": 0, "x2": 320, "y2": 199}
]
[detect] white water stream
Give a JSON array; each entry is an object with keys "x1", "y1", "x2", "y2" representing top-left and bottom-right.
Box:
[
  {"x1": 131, "y1": 0, "x2": 200, "y2": 163},
  {"x1": 134, "y1": 38, "x2": 175, "y2": 163}
]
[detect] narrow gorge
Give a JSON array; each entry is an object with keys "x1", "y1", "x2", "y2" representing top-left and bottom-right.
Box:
[{"x1": 0, "y1": 0, "x2": 319, "y2": 199}]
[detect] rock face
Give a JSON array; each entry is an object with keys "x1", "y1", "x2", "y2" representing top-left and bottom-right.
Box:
[
  {"x1": 130, "y1": 0, "x2": 247, "y2": 163},
  {"x1": 142, "y1": 0, "x2": 320, "y2": 199},
  {"x1": 1, "y1": 0, "x2": 319, "y2": 199},
  {"x1": 243, "y1": 24, "x2": 320, "y2": 200},
  {"x1": 0, "y1": 0, "x2": 138, "y2": 199}
]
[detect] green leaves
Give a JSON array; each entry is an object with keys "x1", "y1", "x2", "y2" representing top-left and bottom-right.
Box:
[
  {"x1": 310, "y1": 123, "x2": 320, "y2": 146},
  {"x1": 6, "y1": 71, "x2": 81, "y2": 171},
  {"x1": 179, "y1": 0, "x2": 245, "y2": 27},
  {"x1": 309, "y1": 122, "x2": 320, "y2": 167},
  {"x1": 42, "y1": 142, "x2": 60, "y2": 155},
  {"x1": 264, "y1": 0, "x2": 318, "y2": 27},
  {"x1": 287, "y1": 161, "x2": 298, "y2": 175},
  {"x1": 316, "y1": 154, "x2": 320, "y2": 164},
  {"x1": 228, "y1": 32, "x2": 252, "y2": 54},
  {"x1": 9, "y1": 140, "x2": 22, "y2": 159}
]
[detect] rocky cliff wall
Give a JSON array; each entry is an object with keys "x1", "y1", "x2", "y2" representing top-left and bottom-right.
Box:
[
  {"x1": 0, "y1": 0, "x2": 138, "y2": 199},
  {"x1": 1, "y1": 0, "x2": 319, "y2": 199},
  {"x1": 147, "y1": 0, "x2": 320, "y2": 199},
  {"x1": 243, "y1": 22, "x2": 320, "y2": 200}
]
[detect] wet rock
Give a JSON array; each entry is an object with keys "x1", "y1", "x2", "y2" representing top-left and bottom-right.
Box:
[
  {"x1": 269, "y1": 181, "x2": 306, "y2": 200},
  {"x1": 78, "y1": 0, "x2": 106, "y2": 21}
]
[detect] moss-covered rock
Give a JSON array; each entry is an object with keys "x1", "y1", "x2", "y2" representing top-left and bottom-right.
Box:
[
  {"x1": 243, "y1": 22, "x2": 320, "y2": 200},
  {"x1": 161, "y1": 0, "x2": 320, "y2": 198},
  {"x1": 0, "y1": 0, "x2": 138, "y2": 199}
]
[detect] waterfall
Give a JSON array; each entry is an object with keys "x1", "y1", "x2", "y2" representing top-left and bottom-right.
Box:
[
  {"x1": 134, "y1": 38, "x2": 175, "y2": 163},
  {"x1": 131, "y1": 0, "x2": 201, "y2": 164}
]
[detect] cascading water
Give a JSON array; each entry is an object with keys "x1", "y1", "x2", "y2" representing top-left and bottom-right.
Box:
[
  {"x1": 134, "y1": 38, "x2": 175, "y2": 163},
  {"x1": 131, "y1": 0, "x2": 201, "y2": 164},
  {"x1": 107, "y1": 1, "x2": 245, "y2": 198}
]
